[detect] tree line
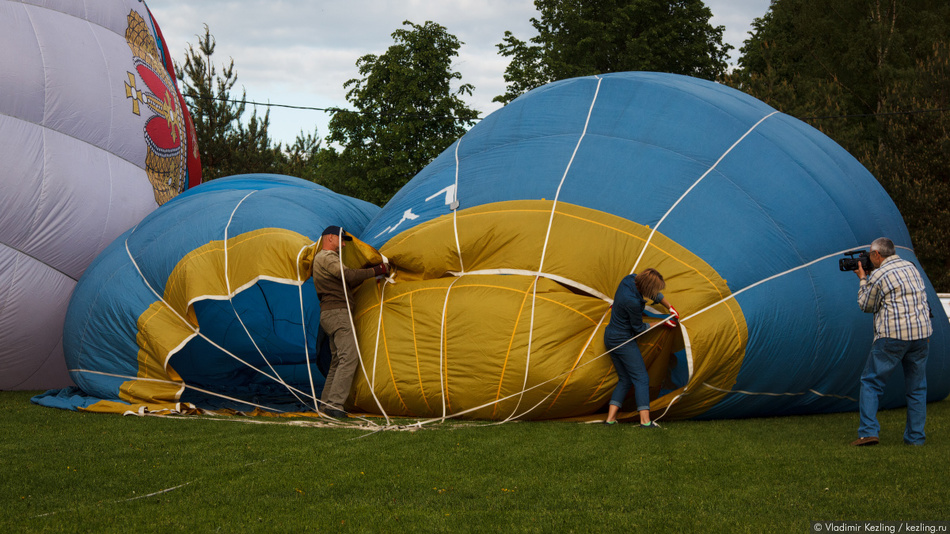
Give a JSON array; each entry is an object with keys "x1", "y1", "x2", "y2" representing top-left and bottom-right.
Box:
[{"x1": 176, "y1": 0, "x2": 949, "y2": 291}]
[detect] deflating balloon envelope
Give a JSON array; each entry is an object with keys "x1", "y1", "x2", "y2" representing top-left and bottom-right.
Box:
[
  {"x1": 39, "y1": 175, "x2": 379, "y2": 413},
  {"x1": 349, "y1": 72, "x2": 949, "y2": 421}
]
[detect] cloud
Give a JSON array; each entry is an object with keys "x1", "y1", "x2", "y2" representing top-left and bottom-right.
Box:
[{"x1": 148, "y1": 0, "x2": 771, "y2": 144}]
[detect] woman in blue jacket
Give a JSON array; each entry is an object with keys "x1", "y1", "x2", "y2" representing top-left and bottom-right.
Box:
[{"x1": 603, "y1": 268, "x2": 677, "y2": 427}]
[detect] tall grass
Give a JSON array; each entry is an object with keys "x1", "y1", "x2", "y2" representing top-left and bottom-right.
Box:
[{"x1": 2, "y1": 391, "x2": 947, "y2": 532}]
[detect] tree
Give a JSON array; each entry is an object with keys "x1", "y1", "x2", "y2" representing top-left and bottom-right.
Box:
[
  {"x1": 320, "y1": 21, "x2": 478, "y2": 205},
  {"x1": 494, "y1": 0, "x2": 732, "y2": 104},
  {"x1": 866, "y1": 43, "x2": 950, "y2": 290},
  {"x1": 727, "y1": 0, "x2": 950, "y2": 290},
  {"x1": 280, "y1": 129, "x2": 322, "y2": 182},
  {"x1": 177, "y1": 25, "x2": 283, "y2": 179},
  {"x1": 729, "y1": 0, "x2": 950, "y2": 158}
]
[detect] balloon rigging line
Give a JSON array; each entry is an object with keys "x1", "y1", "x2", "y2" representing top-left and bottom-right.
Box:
[
  {"x1": 548, "y1": 309, "x2": 610, "y2": 408},
  {"x1": 510, "y1": 75, "x2": 604, "y2": 423},
  {"x1": 630, "y1": 110, "x2": 781, "y2": 275},
  {"x1": 425, "y1": 242, "x2": 863, "y2": 426},
  {"x1": 369, "y1": 279, "x2": 386, "y2": 392},
  {"x1": 70, "y1": 368, "x2": 382, "y2": 429},
  {"x1": 680, "y1": 245, "x2": 870, "y2": 324},
  {"x1": 296, "y1": 243, "x2": 321, "y2": 412},
  {"x1": 221, "y1": 192, "x2": 312, "y2": 410},
  {"x1": 437, "y1": 276, "x2": 464, "y2": 421},
  {"x1": 116, "y1": 481, "x2": 195, "y2": 502},
  {"x1": 337, "y1": 230, "x2": 391, "y2": 425},
  {"x1": 490, "y1": 311, "x2": 610, "y2": 424},
  {"x1": 411, "y1": 320, "x2": 671, "y2": 427},
  {"x1": 32, "y1": 480, "x2": 198, "y2": 518},
  {"x1": 448, "y1": 268, "x2": 611, "y2": 302}
]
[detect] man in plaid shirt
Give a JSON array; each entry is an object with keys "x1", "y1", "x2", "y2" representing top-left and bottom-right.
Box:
[{"x1": 851, "y1": 237, "x2": 933, "y2": 446}]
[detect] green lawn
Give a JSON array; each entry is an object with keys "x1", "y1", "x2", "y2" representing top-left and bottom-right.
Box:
[{"x1": 2, "y1": 391, "x2": 948, "y2": 532}]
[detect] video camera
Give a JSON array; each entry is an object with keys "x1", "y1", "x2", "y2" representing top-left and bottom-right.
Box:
[{"x1": 839, "y1": 250, "x2": 873, "y2": 273}]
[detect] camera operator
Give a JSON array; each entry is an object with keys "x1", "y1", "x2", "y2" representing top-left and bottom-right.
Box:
[{"x1": 851, "y1": 237, "x2": 932, "y2": 446}]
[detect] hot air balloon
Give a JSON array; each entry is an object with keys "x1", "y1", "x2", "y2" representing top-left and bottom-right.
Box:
[
  {"x1": 0, "y1": 0, "x2": 200, "y2": 390},
  {"x1": 344, "y1": 72, "x2": 949, "y2": 421},
  {"x1": 33, "y1": 175, "x2": 379, "y2": 414}
]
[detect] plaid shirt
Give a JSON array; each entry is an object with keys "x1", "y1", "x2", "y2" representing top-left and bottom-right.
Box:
[{"x1": 858, "y1": 255, "x2": 932, "y2": 341}]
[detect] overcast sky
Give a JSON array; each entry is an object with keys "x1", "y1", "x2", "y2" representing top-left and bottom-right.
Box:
[{"x1": 147, "y1": 0, "x2": 773, "y2": 146}]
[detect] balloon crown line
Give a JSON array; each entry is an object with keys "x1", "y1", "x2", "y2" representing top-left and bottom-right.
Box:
[{"x1": 183, "y1": 94, "x2": 950, "y2": 124}]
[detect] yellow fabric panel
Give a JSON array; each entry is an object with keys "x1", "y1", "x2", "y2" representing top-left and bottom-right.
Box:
[
  {"x1": 162, "y1": 228, "x2": 316, "y2": 325},
  {"x1": 354, "y1": 200, "x2": 748, "y2": 420},
  {"x1": 349, "y1": 275, "x2": 615, "y2": 419},
  {"x1": 123, "y1": 300, "x2": 190, "y2": 406}
]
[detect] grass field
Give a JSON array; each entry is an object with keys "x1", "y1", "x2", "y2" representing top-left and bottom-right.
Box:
[{"x1": 2, "y1": 391, "x2": 948, "y2": 532}]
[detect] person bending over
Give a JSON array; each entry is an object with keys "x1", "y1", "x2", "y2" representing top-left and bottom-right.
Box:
[{"x1": 603, "y1": 268, "x2": 678, "y2": 427}]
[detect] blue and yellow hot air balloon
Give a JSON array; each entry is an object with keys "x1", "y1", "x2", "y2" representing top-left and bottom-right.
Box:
[
  {"x1": 345, "y1": 72, "x2": 949, "y2": 421},
  {"x1": 34, "y1": 175, "x2": 379, "y2": 414}
]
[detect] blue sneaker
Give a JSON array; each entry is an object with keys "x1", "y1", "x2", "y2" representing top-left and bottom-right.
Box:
[{"x1": 639, "y1": 421, "x2": 661, "y2": 429}]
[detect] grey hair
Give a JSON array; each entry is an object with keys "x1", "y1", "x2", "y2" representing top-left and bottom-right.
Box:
[{"x1": 870, "y1": 237, "x2": 895, "y2": 257}]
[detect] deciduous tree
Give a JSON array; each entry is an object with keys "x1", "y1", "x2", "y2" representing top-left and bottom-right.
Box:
[
  {"x1": 728, "y1": 0, "x2": 950, "y2": 289},
  {"x1": 321, "y1": 21, "x2": 478, "y2": 205},
  {"x1": 866, "y1": 43, "x2": 950, "y2": 289},
  {"x1": 495, "y1": 0, "x2": 732, "y2": 104}
]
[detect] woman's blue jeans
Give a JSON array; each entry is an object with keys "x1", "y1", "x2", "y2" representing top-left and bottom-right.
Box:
[
  {"x1": 858, "y1": 337, "x2": 929, "y2": 444},
  {"x1": 606, "y1": 338, "x2": 651, "y2": 412}
]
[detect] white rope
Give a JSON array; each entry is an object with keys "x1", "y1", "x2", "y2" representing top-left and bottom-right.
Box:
[
  {"x1": 125, "y1": 239, "x2": 279, "y2": 384},
  {"x1": 499, "y1": 308, "x2": 611, "y2": 423},
  {"x1": 448, "y1": 268, "x2": 612, "y2": 302},
  {"x1": 222, "y1": 192, "x2": 311, "y2": 409},
  {"x1": 680, "y1": 245, "x2": 867, "y2": 323},
  {"x1": 424, "y1": 243, "x2": 861, "y2": 425},
  {"x1": 70, "y1": 368, "x2": 289, "y2": 413},
  {"x1": 412, "y1": 320, "x2": 670, "y2": 427},
  {"x1": 508, "y1": 76, "x2": 604, "y2": 422},
  {"x1": 69, "y1": 367, "x2": 381, "y2": 427},
  {"x1": 369, "y1": 277, "x2": 389, "y2": 389},
  {"x1": 116, "y1": 481, "x2": 195, "y2": 502},
  {"x1": 336, "y1": 229, "x2": 391, "y2": 425},
  {"x1": 297, "y1": 242, "x2": 321, "y2": 411},
  {"x1": 437, "y1": 276, "x2": 464, "y2": 421},
  {"x1": 630, "y1": 111, "x2": 780, "y2": 275}
]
